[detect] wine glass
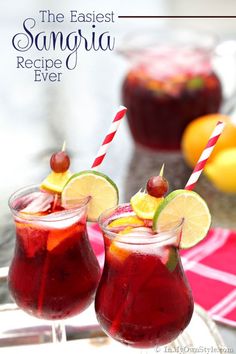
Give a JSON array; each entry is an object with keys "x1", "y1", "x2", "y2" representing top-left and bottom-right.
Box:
[
  {"x1": 95, "y1": 204, "x2": 194, "y2": 350},
  {"x1": 8, "y1": 185, "x2": 100, "y2": 343}
]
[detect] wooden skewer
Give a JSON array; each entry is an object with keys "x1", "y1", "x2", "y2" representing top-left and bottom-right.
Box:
[
  {"x1": 61, "y1": 141, "x2": 66, "y2": 152},
  {"x1": 159, "y1": 163, "x2": 165, "y2": 177}
]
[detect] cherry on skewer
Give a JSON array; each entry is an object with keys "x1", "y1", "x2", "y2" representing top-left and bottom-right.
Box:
[
  {"x1": 146, "y1": 164, "x2": 169, "y2": 198},
  {"x1": 50, "y1": 142, "x2": 70, "y2": 173}
]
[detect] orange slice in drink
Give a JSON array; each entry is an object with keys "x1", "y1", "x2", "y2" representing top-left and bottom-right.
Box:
[
  {"x1": 108, "y1": 215, "x2": 145, "y2": 230},
  {"x1": 109, "y1": 238, "x2": 132, "y2": 262},
  {"x1": 108, "y1": 216, "x2": 144, "y2": 260},
  {"x1": 153, "y1": 190, "x2": 211, "y2": 249},
  {"x1": 47, "y1": 223, "x2": 84, "y2": 251}
]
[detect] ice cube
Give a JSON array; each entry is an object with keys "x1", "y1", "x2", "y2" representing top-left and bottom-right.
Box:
[{"x1": 19, "y1": 191, "x2": 54, "y2": 214}]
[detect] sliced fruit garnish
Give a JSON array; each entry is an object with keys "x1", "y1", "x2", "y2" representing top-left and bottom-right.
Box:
[
  {"x1": 118, "y1": 226, "x2": 134, "y2": 235},
  {"x1": 130, "y1": 191, "x2": 164, "y2": 220},
  {"x1": 164, "y1": 247, "x2": 178, "y2": 272},
  {"x1": 47, "y1": 223, "x2": 84, "y2": 251},
  {"x1": 40, "y1": 171, "x2": 72, "y2": 194},
  {"x1": 108, "y1": 216, "x2": 145, "y2": 229},
  {"x1": 109, "y1": 241, "x2": 131, "y2": 261},
  {"x1": 61, "y1": 170, "x2": 119, "y2": 222},
  {"x1": 187, "y1": 77, "x2": 204, "y2": 90},
  {"x1": 153, "y1": 189, "x2": 211, "y2": 249}
]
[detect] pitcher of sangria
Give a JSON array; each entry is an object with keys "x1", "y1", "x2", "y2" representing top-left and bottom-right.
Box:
[{"x1": 119, "y1": 28, "x2": 236, "y2": 150}]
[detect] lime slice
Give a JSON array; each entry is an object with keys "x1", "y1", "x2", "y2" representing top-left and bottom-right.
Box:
[
  {"x1": 61, "y1": 170, "x2": 119, "y2": 222},
  {"x1": 165, "y1": 247, "x2": 178, "y2": 272},
  {"x1": 130, "y1": 191, "x2": 164, "y2": 220},
  {"x1": 40, "y1": 171, "x2": 72, "y2": 193},
  {"x1": 153, "y1": 189, "x2": 211, "y2": 249}
]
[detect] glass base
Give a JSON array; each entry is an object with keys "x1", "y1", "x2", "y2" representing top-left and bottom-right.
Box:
[{"x1": 52, "y1": 321, "x2": 66, "y2": 343}]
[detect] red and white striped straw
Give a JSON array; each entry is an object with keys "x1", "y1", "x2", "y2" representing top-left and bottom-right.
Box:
[
  {"x1": 91, "y1": 106, "x2": 127, "y2": 169},
  {"x1": 185, "y1": 120, "x2": 225, "y2": 191}
]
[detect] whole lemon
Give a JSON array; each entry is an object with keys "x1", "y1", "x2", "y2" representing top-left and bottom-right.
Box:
[
  {"x1": 181, "y1": 114, "x2": 236, "y2": 167},
  {"x1": 205, "y1": 148, "x2": 236, "y2": 193}
]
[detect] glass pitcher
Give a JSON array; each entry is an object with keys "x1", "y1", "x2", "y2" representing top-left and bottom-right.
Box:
[{"x1": 119, "y1": 27, "x2": 236, "y2": 151}]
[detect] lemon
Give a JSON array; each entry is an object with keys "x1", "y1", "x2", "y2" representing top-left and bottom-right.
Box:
[
  {"x1": 61, "y1": 170, "x2": 119, "y2": 222},
  {"x1": 130, "y1": 191, "x2": 164, "y2": 220},
  {"x1": 181, "y1": 114, "x2": 236, "y2": 168},
  {"x1": 40, "y1": 170, "x2": 72, "y2": 193},
  {"x1": 205, "y1": 148, "x2": 236, "y2": 193},
  {"x1": 153, "y1": 190, "x2": 211, "y2": 249}
]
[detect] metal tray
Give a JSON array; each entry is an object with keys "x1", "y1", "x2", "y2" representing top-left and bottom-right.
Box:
[{"x1": 0, "y1": 266, "x2": 227, "y2": 353}]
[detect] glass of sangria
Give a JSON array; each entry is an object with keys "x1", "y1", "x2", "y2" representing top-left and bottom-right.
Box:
[
  {"x1": 8, "y1": 184, "x2": 101, "y2": 343},
  {"x1": 95, "y1": 204, "x2": 194, "y2": 349},
  {"x1": 95, "y1": 170, "x2": 211, "y2": 350},
  {"x1": 120, "y1": 28, "x2": 236, "y2": 150},
  {"x1": 7, "y1": 143, "x2": 119, "y2": 344}
]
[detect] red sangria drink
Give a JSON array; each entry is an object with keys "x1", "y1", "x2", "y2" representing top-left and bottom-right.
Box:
[
  {"x1": 8, "y1": 147, "x2": 119, "y2": 343},
  {"x1": 95, "y1": 170, "x2": 211, "y2": 349},
  {"x1": 95, "y1": 205, "x2": 193, "y2": 348},
  {"x1": 8, "y1": 186, "x2": 100, "y2": 320},
  {"x1": 122, "y1": 47, "x2": 222, "y2": 150}
]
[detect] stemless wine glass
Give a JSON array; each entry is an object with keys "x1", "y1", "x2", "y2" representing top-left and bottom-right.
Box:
[
  {"x1": 8, "y1": 185, "x2": 101, "y2": 343},
  {"x1": 95, "y1": 204, "x2": 194, "y2": 350}
]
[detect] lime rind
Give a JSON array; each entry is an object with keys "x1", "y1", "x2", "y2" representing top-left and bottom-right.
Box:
[
  {"x1": 165, "y1": 247, "x2": 178, "y2": 272},
  {"x1": 153, "y1": 189, "x2": 211, "y2": 249},
  {"x1": 63, "y1": 170, "x2": 118, "y2": 193}
]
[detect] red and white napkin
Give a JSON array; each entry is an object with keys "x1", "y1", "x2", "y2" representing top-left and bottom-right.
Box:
[
  {"x1": 88, "y1": 224, "x2": 236, "y2": 327},
  {"x1": 181, "y1": 228, "x2": 236, "y2": 327}
]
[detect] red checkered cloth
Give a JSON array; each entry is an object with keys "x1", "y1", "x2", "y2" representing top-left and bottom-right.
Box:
[
  {"x1": 180, "y1": 228, "x2": 236, "y2": 327},
  {"x1": 88, "y1": 225, "x2": 236, "y2": 327}
]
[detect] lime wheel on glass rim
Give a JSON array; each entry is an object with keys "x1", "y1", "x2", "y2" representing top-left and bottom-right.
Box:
[
  {"x1": 61, "y1": 170, "x2": 119, "y2": 222},
  {"x1": 153, "y1": 189, "x2": 211, "y2": 249},
  {"x1": 128, "y1": 169, "x2": 211, "y2": 249}
]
